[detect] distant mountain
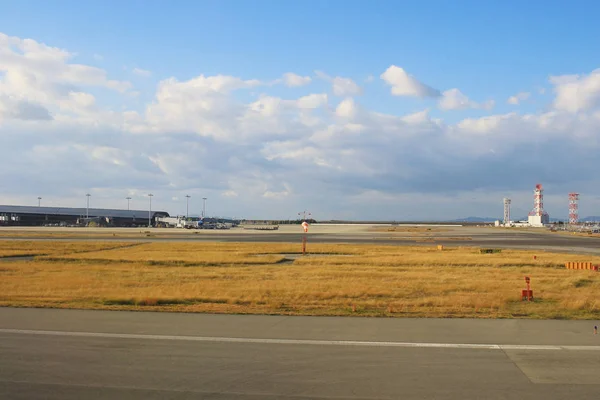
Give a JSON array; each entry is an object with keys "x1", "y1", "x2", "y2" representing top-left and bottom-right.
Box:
[
  {"x1": 450, "y1": 216, "x2": 600, "y2": 223},
  {"x1": 580, "y1": 216, "x2": 600, "y2": 222}
]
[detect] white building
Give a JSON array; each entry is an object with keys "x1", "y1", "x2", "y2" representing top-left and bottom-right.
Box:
[{"x1": 528, "y1": 214, "x2": 549, "y2": 227}]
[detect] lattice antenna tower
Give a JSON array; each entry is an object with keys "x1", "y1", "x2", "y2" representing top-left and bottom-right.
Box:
[
  {"x1": 568, "y1": 193, "x2": 579, "y2": 225},
  {"x1": 529, "y1": 184, "x2": 546, "y2": 217},
  {"x1": 503, "y1": 198, "x2": 511, "y2": 225}
]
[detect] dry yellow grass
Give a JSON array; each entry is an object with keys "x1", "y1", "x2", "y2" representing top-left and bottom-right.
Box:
[
  {"x1": 36, "y1": 242, "x2": 357, "y2": 265},
  {"x1": 0, "y1": 241, "x2": 140, "y2": 257},
  {"x1": 1, "y1": 241, "x2": 599, "y2": 319},
  {"x1": 294, "y1": 245, "x2": 600, "y2": 267},
  {"x1": 0, "y1": 231, "x2": 178, "y2": 239}
]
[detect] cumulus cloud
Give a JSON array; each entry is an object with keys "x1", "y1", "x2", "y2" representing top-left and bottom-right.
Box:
[
  {"x1": 296, "y1": 93, "x2": 328, "y2": 109},
  {"x1": 282, "y1": 72, "x2": 311, "y2": 87},
  {"x1": 4, "y1": 31, "x2": 600, "y2": 219},
  {"x1": 380, "y1": 65, "x2": 440, "y2": 97},
  {"x1": 222, "y1": 190, "x2": 239, "y2": 197},
  {"x1": 133, "y1": 67, "x2": 151, "y2": 77},
  {"x1": 335, "y1": 98, "x2": 357, "y2": 118},
  {"x1": 439, "y1": 89, "x2": 495, "y2": 111},
  {"x1": 332, "y1": 77, "x2": 361, "y2": 96},
  {"x1": 507, "y1": 92, "x2": 531, "y2": 105},
  {"x1": 0, "y1": 32, "x2": 131, "y2": 125},
  {"x1": 0, "y1": 96, "x2": 53, "y2": 121},
  {"x1": 315, "y1": 70, "x2": 362, "y2": 96},
  {"x1": 158, "y1": 74, "x2": 261, "y2": 94},
  {"x1": 263, "y1": 183, "x2": 292, "y2": 199},
  {"x1": 550, "y1": 69, "x2": 600, "y2": 113}
]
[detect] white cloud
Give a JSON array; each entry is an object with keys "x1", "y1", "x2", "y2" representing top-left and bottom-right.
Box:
[
  {"x1": 263, "y1": 183, "x2": 292, "y2": 199},
  {"x1": 0, "y1": 32, "x2": 131, "y2": 125},
  {"x1": 0, "y1": 96, "x2": 53, "y2": 121},
  {"x1": 439, "y1": 88, "x2": 495, "y2": 111},
  {"x1": 380, "y1": 65, "x2": 440, "y2": 97},
  {"x1": 507, "y1": 92, "x2": 531, "y2": 105},
  {"x1": 5, "y1": 31, "x2": 600, "y2": 220},
  {"x1": 296, "y1": 93, "x2": 328, "y2": 109},
  {"x1": 158, "y1": 74, "x2": 261, "y2": 95},
  {"x1": 401, "y1": 109, "x2": 430, "y2": 125},
  {"x1": 315, "y1": 71, "x2": 362, "y2": 96},
  {"x1": 332, "y1": 77, "x2": 361, "y2": 96},
  {"x1": 550, "y1": 69, "x2": 600, "y2": 113},
  {"x1": 133, "y1": 67, "x2": 151, "y2": 77},
  {"x1": 335, "y1": 98, "x2": 357, "y2": 118},
  {"x1": 282, "y1": 72, "x2": 311, "y2": 87},
  {"x1": 222, "y1": 190, "x2": 238, "y2": 197}
]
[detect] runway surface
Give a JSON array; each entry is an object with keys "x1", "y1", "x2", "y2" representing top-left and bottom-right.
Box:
[
  {"x1": 1, "y1": 308, "x2": 599, "y2": 399},
  {"x1": 2, "y1": 225, "x2": 600, "y2": 254}
]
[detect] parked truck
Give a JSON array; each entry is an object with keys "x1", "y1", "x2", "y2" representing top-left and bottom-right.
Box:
[{"x1": 155, "y1": 216, "x2": 194, "y2": 228}]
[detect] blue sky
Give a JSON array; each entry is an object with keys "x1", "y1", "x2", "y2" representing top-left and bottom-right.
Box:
[
  {"x1": 1, "y1": 1, "x2": 600, "y2": 219},
  {"x1": 5, "y1": 0, "x2": 598, "y2": 114}
]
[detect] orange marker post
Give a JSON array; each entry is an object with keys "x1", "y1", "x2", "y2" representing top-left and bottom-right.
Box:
[{"x1": 522, "y1": 276, "x2": 533, "y2": 301}]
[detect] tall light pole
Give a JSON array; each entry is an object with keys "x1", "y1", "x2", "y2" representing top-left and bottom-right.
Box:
[
  {"x1": 202, "y1": 197, "x2": 207, "y2": 219},
  {"x1": 148, "y1": 194, "x2": 153, "y2": 227},
  {"x1": 126, "y1": 197, "x2": 131, "y2": 210},
  {"x1": 37, "y1": 197, "x2": 41, "y2": 207},
  {"x1": 86, "y1": 194, "x2": 91, "y2": 218},
  {"x1": 185, "y1": 195, "x2": 191, "y2": 219},
  {"x1": 298, "y1": 210, "x2": 311, "y2": 221}
]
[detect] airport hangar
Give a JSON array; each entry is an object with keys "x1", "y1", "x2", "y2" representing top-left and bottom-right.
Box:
[{"x1": 0, "y1": 205, "x2": 170, "y2": 227}]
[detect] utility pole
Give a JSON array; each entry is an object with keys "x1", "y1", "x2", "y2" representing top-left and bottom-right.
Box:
[
  {"x1": 37, "y1": 197, "x2": 41, "y2": 207},
  {"x1": 148, "y1": 194, "x2": 153, "y2": 227},
  {"x1": 185, "y1": 195, "x2": 191, "y2": 219},
  {"x1": 202, "y1": 197, "x2": 207, "y2": 219},
  {"x1": 86, "y1": 194, "x2": 91, "y2": 218},
  {"x1": 126, "y1": 197, "x2": 131, "y2": 210}
]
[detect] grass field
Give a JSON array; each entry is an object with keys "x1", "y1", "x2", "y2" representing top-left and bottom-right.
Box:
[
  {"x1": 1, "y1": 241, "x2": 599, "y2": 319},
  {"x1": 0, "y1": 241, "x2": 140, "y2": 257},
  {"x1": 0, "y1": 231, "x2": 187, "y2": 239}
]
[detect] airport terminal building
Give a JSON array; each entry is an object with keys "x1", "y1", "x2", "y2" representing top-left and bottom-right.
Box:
[{"x1": 0, "y1": 205, "x2": 170, "y2": 227}]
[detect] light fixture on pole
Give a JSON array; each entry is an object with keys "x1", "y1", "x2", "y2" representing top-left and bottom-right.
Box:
[
  {"x1": 202, "y1": 197, "x2": 207, "y2": 219},
  {"x1": 86, "y1": 194, "x2": 91, "y2": 218},
  {"x1": 298, "y1": 210, "x2": 311, "y2": 221},
  {"x1": 126, "y1": 197, "x2": 132, "y2": 210},
  {"x1": 185, "y1": 195, "x2": 191, "y2": 218},
  {"x1": 147, "y1": 194, "x2": 153, "y2": 227},
  {"x1": 37, "y1": 197, "x2": 42, "y2": 207}
]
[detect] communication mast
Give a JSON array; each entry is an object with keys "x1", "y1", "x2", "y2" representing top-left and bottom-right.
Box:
[
  {"x1": 569, "y1": 193, "x2": 579, "y2": 225},
  {"x1": 533, "y1": 184, "x2": 543, "y2": 216},
  {"x1": 527, "y1": 183, "x2": 550, "y2": 226},
  {"x1": 503, "y1": 198, "x2": 511, "y2": 225}
]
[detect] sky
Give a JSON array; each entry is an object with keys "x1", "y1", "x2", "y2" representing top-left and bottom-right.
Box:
[{"x1": 1, "y1": 0, "x2": 600, "y2": 220}]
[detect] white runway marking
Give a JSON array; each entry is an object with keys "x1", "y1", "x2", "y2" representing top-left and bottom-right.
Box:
[{"x1": 1, "y1": 328, "x2": 599, "y2": 351}]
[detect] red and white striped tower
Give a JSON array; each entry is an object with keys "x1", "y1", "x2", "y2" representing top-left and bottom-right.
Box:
[
  {"x1": 533, "y1": 184, "x2": 544, "y2": 216},
  {"x1": 568, "y1": 193, "x2": 579, "y2": 225}
]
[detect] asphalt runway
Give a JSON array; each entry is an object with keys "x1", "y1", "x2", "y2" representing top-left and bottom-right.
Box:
[
  {"x1": 1, "y1": 308, "x2": 599, "y2": 399},
  {"x1": 2, "y1": 225, "x2": 600, "y2": 254}
]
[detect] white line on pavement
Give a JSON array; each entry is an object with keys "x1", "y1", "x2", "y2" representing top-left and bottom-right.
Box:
[{"x1": 1, "y1": 328, "x2": 598, "y2": 351}]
